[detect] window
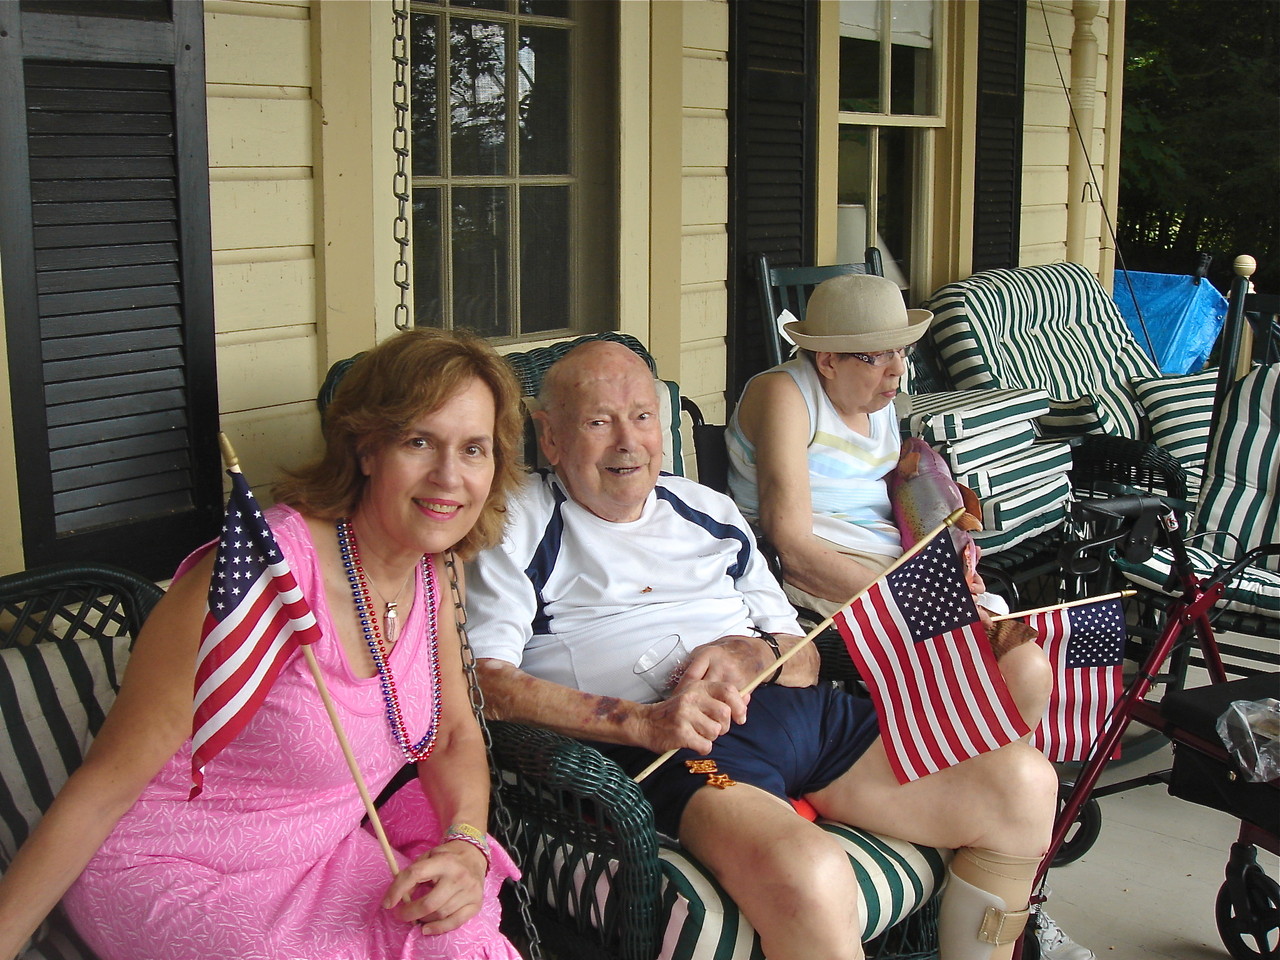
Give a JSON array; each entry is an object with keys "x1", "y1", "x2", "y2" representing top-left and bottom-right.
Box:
[
  {"x1": 410, "y1": 0, "x2": 616, "y2": 341},
  {"x1": 836, "y1": 0, "x2": 942, "y2": 291}
]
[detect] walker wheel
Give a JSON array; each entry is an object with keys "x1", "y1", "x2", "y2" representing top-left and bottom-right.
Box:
[
  {"x1": 1216, "y1": 867, "x2": 1280, "y2": 960},
  {"x1": 1051, "y1": 784, "x2": 1103, "y2": 866}
]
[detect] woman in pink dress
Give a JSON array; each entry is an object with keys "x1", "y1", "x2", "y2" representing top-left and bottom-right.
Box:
[{"x1": 0, "y1": 330, "x2": 527, "y2": 960}]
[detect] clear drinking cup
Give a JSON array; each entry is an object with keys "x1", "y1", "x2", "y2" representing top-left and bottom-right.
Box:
[{"x1": 632, "y1": 634, "x2": 692, "y2": 697}]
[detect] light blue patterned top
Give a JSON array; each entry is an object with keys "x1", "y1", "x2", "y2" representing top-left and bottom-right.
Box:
[{"x1": 727, "y1": 358, "x2": 902, "y2": 555}]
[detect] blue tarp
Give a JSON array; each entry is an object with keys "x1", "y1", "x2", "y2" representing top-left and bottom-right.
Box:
[{"x1": 1112, "y1": 271, "x2": 1228, "y2": 374}]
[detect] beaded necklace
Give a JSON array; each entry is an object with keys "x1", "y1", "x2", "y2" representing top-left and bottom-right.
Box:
[{"x1": 336, "y1": 517, "x2": 441, "y2": 761}]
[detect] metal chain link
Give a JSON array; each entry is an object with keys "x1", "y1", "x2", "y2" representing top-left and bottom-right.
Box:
[
  {"x1": 391, "y1": 0, "x2": 413, "y2": 330},
  {"x1": 444, "y1": 553, "x2": 544, "y2": 960}
]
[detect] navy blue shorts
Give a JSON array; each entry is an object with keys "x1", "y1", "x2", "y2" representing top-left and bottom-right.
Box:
[{"x1": 594, "y1": 683, "x2": 880, "y2": 838}]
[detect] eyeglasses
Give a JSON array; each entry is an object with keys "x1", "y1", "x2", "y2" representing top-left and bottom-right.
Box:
[{"x1": 847, "y1": 344, "x2": 915, "y2": 367}]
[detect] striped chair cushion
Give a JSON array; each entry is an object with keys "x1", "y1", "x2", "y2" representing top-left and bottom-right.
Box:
[
  {"x1": 937, "y1": 422, "x2": 1037, "y2": 475},
  {"x1": 972, "y1": 503, "x2": 1068, "y2": 554},
  {"x1": 0, "y1": 637, "x2": 130, "y2": 857},
  {"x1": 1190, "y1": 364, "x2": 1279, "y2": 574},
  {"x1": 906, "y1": 388, "x2": 1049, "y2": 442},
  {"x1": 1116, "y1": 543, "x2": 1280, "y2": 618},
  {"x1": 1, "y1": 637, "x2": 129, "y2": 960},
  {"x1": 925, "y1": 262, "x2": 1159, "y2": 440},
  {"x1": 957, "y1": 441, "x2": 1073, "y2": 499},
  {"x1": 655, "y1": 826, "x2": 947, "y2": 959},
  {"x1": 1130, "y1": 370, "x2": 1217, "y2": 494},
  {"x1": 979, "y1": 475, "x2": 1074, "y2": 533}
]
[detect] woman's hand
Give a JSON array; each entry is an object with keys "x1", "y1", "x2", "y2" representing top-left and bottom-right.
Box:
[{"x1": 383, "y1": 839, "x2": 489, "y2": 934}]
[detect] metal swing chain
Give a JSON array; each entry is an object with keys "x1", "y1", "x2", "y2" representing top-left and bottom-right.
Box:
[
  {"x1": 443, "y1": 553, "x2": 545, "y2": 960},
  {"x1": 391, "y1": 0, "x2": 413, "y2": 331}
]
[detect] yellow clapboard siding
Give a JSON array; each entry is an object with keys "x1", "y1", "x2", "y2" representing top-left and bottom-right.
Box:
[
  {"x1": 205, "y1": 9, "x2": 311, "y2": 88},
  {"x1": 682, "y1": 114, "x2": 728, "y2": 168},
  {"x1": 684, "y1": 56, "x2": 728, "y2": 111},
  {"x1": 210, "y1": 180, "x2": 314, "y2": 251},
  {"x1": 213, "y1": 257, "x2": 317, "y2": 334},
  {"x1": 219, "y1": 402, "x2": 323, "y2": 501},
  {"x1": 682, "y1": 174, "x2": 728, "y2": 227},
  {"x1": 681, "y1": 229, "x2": 727, "y2": 286},
  {"x1": 216, "y1": 335, "x2": 320, "y2": 414},
  {"x1": 682, "y1": 0, "x2": 728, "y2": 54},
  {"x1": 207, "y1": 98, "x2": 313, "y2": 169}
]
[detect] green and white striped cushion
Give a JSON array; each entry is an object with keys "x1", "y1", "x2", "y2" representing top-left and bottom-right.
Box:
[
  {"x1": 1116, "y1": 543, "x2": 1280, "y2": 618},
  {"x1": 937, "y1": 422, "x2": 1038, "y2": 475},
  {"x1": 655, "y1": 826, "x2": 948, "y2": 959},
  {"x1": 1130, "y1": 370, "x2": 1218, "y2": 475},
  {"x1": 1038, "y1": 397, "x2": 1117, "y2": 438},
  {"x1": 957, "y1": 441, "x2": 1073, "y2": 499},
  {"x1": 972, "y1": 503, "x2": 1068, "y2": 554},
  {"x1": 979, "y1": 475, "x2": 1074, "y2": 533},
  {"x1": 0, "y1": 637, "x2": 130, "y2": 858},
  {"x1": 906, "y1": 388, "x2": 1049, "y2": 442},
  {"x1": 1193, "y1": 364, "x2": 1279, "y2": 574},
  {"x1": 924, "y1": 262, "x2": 1158, "y2": 440}
]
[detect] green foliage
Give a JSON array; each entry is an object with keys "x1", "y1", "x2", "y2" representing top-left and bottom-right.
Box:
[{"x1": 1118, "y1": 0, "x2": 1280, "y2": 291}]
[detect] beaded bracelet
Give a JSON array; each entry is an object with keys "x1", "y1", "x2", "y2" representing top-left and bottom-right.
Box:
[
  {"x1": 443, "y1": 822, "x2": 491, "y2": 872},
  {"x1": 758, "y1": 632, "x2": 783, "y2": 684}
]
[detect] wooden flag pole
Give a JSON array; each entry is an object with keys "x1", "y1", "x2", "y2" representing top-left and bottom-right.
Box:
[
  {"x1": 989, "y1": 590, "x2": 1136, "y2": 623},
  {"x1": 217, "y1": 434, "x2": 400, "y2": 877},
  {"x1": 633, "y1": 508, "x2": 966, "y2": 784}
]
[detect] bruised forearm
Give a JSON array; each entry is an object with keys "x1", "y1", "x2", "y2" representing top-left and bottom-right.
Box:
[{"x1": 476, "y1": 658, "x2": 648, "y2": 746}]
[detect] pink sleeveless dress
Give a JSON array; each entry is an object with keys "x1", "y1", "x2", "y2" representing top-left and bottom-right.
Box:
[{"x1": 62, "y1": 505, "x2": 520, "y2": 960}]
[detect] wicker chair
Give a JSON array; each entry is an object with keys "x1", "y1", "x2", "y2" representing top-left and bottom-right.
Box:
[{"x1": 0, "y1": 562, "x2": 164, "y2": 960}]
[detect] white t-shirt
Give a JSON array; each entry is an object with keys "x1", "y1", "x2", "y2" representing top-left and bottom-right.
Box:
[{"x1": 465, "y1": 471, "x2": 803, "y2": 703}]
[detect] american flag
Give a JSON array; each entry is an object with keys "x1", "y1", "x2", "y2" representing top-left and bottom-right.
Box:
[
  {"x1": 189, "y1": 471, "x2": 322, "y2": 798},
  {"x1": 1026, "y1": 598, "x2": 1126, "y2": 762},
  {"x1": 834, "y1": 532, "x2": 1030, "y2": 784}
]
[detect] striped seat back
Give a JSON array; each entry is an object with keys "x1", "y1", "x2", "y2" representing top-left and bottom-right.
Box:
[
  {"x1": 1193, "y1": 363, "x2": 1280, "y2": 572},
  {"x1": 925, "y1": 262, "x2": 1159, "y2": 439}
]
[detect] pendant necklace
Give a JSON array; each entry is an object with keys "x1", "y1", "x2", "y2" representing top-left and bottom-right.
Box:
[
  {"x1": 371, "y1": 566, "x2": 414, "y2": 647},
  {"x1": 336, "y1": 517, "x2": 441, "y2": 761}
]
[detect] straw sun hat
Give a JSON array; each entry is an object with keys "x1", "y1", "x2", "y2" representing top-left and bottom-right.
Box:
[{"x1": 782, "y1": 273, "x2": 933, "y2": 354}]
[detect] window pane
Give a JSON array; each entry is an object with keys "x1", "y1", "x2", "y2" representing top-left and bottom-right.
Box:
[
  {"x1": 450, "y1": 19, "x2": 507, "y2": 176},
  {"x1": 519, "y1": 25, "x2": 570, "y2": 175},
  {"x1": 837, "y1": 126, "x2": 870, "y2": 206},
  {"x1": 890, "y1": 41, "x2": 933, "y2": 115},
  {"x1": 411, "y1": 15, "x2": 440, "y2": 178},
  {"x1": 520, "y1": 186, "x2": 570, "y2": 334},
  {"x1": 520, "y1": 0, "x2": 569, "y2": 17},
  {"x1": 839, "y1": 36, "x2": 880, "y2": 112},
  {"x1": 451, "y1": 0, "x2": 508, "y2": 11},
  {"x1": 452, "y1": 187, "x2": 510, "y2": 338},
  {"x1": 412, "y1": 188, "x2": 443, "y2": 326},
  {"x1": 877, "y1": 128, "x2": 914, "y2": 282}
]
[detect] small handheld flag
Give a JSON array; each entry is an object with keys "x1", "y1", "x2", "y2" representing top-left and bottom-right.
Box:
[
  {"x1": 834, "y1": 532, "x2": 1029, "y2": 784},
  {"x1": 189, "y1": 467, "x2": 322, "y2": 798},
  {"x1": 1026, "y1": 597, "x2": 1126, "y2": 762}
]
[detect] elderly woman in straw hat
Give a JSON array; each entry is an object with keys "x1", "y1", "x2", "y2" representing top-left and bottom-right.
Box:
[
  {"x1": 728, "y1": 273, "x2": 933, "y2": 618},
  {"x1": 726, "y1": 273, "x2": 1095, "y2": 960}
]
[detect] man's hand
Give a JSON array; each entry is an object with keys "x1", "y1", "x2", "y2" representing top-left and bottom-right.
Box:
[
  {"x1": 636, "y1": 680, "x2": 749, "y2": 754},
  {"x1": 679, "y1": 635, "x2": 774, "y2": 689}
]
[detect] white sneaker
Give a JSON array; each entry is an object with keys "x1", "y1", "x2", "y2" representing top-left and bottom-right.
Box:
[{"x1": 1034, "y1": 908, "x2": 1096, "y2": 960}]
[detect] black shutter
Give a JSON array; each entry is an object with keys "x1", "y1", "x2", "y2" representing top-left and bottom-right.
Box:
[
  {"x1": 0, "y1": 3, "x2": 221, "y2": 580},
  {"x1": 728, "y1": 0, "x2": 817, "y2": 397},
  {"x1": 972, "y1": 0, "x2": 1025, "y2": 272}
]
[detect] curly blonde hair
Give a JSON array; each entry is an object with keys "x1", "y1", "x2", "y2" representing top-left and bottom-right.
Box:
[{"x1": 275, "y1": 328, "x2": 525, "y2": 559}]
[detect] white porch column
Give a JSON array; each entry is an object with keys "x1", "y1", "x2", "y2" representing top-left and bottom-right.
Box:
[{"x1": 1067, "y1": 0, "x2": 1100, "y2": 263}]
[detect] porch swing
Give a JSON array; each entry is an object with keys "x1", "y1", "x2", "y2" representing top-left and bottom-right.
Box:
[{"x1": 376, "y1": 7, "x2": 949, "y2": 960}]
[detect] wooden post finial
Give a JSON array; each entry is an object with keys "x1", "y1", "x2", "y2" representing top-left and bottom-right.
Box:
[{"x1": 1234, "y1": 254, "x2": 1257, "y2": 278}]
